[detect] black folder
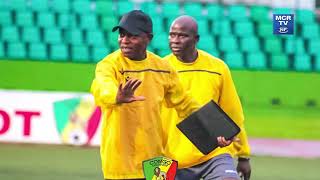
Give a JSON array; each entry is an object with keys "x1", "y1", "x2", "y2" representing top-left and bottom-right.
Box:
[{"x1": 177, "y1": 100, "x2": 240, "y2": 155}]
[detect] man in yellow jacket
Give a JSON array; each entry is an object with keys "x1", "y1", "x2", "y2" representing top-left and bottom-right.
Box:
[
  {"x1": 162, "y1": 15, "x2": 251, "y2": 180},
  {"x1": 90, "y1": 10, "x2": 201, "y2": 179}
]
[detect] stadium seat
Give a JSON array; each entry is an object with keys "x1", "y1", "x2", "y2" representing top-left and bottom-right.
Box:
[
  {"x1": 7, "y1": 42, "x2": 26, "y2": 59},
  {"x1": 108, "y1": 32, "x2": 119, "y2": 49},
  {"x1": 151, "y1": 33, "x2": 168, "y2": 50},
  {"x1": 270, "y1": 54, "x2": 289, "y2": 70},
  {"x1": 197, "y1": 18, "x2": 210, "y2": 35},
  {"x1": 79, "y1": 14, "x2": 99, "y2": 30},
  {"x1": 183, "y1": 2, "x2": 203, "y2": 18},
  {"x1": 101, "y1": 16, "x2": 118, "y2": 32},
  {"x1": 16, "y1": 11, "x2": 34, "y2": 27},
  {"x1": 30, "y1": 0, "x2": 49, "y2": 12},
  {"x1": 227, "y1": 5, "x2": 248, "y2": 21},
  {"x1": 44, "y1": 28, "x2": 62, "y2": 44},
  {"x1": 49, "y1": 44, "x2": 69, "y2": 61},
  {"x1": 240, "y1": 37, "x2": 260, "y2": 53},
  {"x1": 117, "y1": 1, "x2": 135, "y2": 16},
  {"x1": 264, "y1": 38, "x2": 282, "y2": 54},
  {"x1": 250, "y1": 5, "x2": 270, "y2": 22},
  {"x1": 198, "y1": 35, "x2": 215, "y2": 51},
  {"x1": 95, "y1": 0, "x2": 114, "y2": 16},
  {"x1": 247, "y1": 52, "x2": 267, "y2": 70},
  {"x1": 206, "y1": 4, "x2": 223, "y2": 20},
  {"x1": 57, "y1": 13, "x2": 77, "y2": 29},
  {"x1": 37, "y1": 12, "x2": 55, "y2": 28},
  {"x1": 65, "y1": 29, "x2": 84, "y2": 45},
  {"x1": 29, "y1": 43, "x2": 48, "y2": 60},
  {"x1": 157, "y1": 48, "x2": 171, "y2": 57},
  {"x1": 139, "y1": 1, "x2": 158, "y2": 16},
  {"x1": 257, "y1": 22, "x2": 273, "y2": 38},
  {"x1": 0, "y1": 10, "x2": 12, "y2": 26},
  {"x1": 234, "y1": 21, "x2": 254, "y2": 37},
  {"x1": 86, "y1": 30, "x2": 106, "y2": 46},
  {"x1": 22, "y1": 27, "x2": 40, "y2": 43},
  {"x1": 224, "y1": 52, "x2": 245, "y2": 69},
  {"x1": 0, "y1": 42, "x2": 4, "y2": 58},
  {"x1": 152, "y1": 17, "x2": 165, "y2": 33},
  {"x1": 161, "y1": 2, "x2": 180, "y2": 18},
  {"x1": 212, "y1": 19, "x2": 232, "y2": 36},
  {"x1": 8, "y1": 0, "x2": 27, "y2": 11},
  {"x1": 315, "y1": 55, "x2": 320, "y2": 71},
  {"x1": 71, "y1": 45, "x2": 90, "y2": 62},
  {"x1": 72, "y1": 0, "x2": 92, "y2": 14},
  {"x1": 284, "y1": 38, "x2": 305, "y2": 55},
  {"x1": 218, "y1": 36, "x2": 238, "y2": 53},
  {"x1": 301, "y1": 24, "x2": 319, "y2": 39},
  {"x1": 296, "y1": 9, "x2": 315, "y2": 24},
  {"x1": 2, "y1": 26, "x2": 19, "y2": 42},
  {"x1": 273, "y1": 8, "x2": 293, "y2": 14},
  {"x1": 51, "y1": 0, "x2": 70, "y2": 13},
  {"x1": 294, "y1": 54, "x2": 312, "y2": 71},
  {"x1": 92, "y1": 46, "x2": 110, "y2": 63},
  {"x1": 308, "y1": 39, "x2": 320, "y2": 55}
]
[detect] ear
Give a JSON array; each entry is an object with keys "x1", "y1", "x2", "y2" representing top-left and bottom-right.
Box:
[
  {"x1": 195, "y1": 34, "x2": 200, "y2": 43},
  {"x1": 148, "y1": 33, "x2": 153, "y2": 41}
]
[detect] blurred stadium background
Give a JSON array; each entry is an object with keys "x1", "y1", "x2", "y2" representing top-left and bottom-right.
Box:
[{"x1": 0, "y1": 0, "x2": 320, "y2": 179}]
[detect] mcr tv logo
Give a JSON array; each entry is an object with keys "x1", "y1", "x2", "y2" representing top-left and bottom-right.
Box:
[{"x1": 273, "y1": 14, "x2": 294, "y2": 35}]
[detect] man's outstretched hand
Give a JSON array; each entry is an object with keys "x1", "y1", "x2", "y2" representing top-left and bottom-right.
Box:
[{"x1": 116, "y1": 78, "x2": 146, "y2": 104}]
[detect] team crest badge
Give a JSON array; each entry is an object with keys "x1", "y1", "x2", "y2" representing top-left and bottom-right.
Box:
[{"x1": 143, "y1": 156, "x2": 178, "y2": 180}]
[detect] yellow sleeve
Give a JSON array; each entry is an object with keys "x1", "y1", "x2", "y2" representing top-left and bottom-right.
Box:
[
  {"x1": 164, "y1": 68, "x2": 199, "y2": 119},
  {"x1": 219, "y1": 63, "x2": 250, "y2": 157},
  {"x1": 90, "y1": 59, "x2": 119, "y2": 108}
]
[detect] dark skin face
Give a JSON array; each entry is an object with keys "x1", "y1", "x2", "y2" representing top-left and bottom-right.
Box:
[
  {"x1": 169, "y1": 17, "x2": 199, "y2": 63},
  {"x1": 118, "y1": 29, "x2": 152, "y2": 60}
]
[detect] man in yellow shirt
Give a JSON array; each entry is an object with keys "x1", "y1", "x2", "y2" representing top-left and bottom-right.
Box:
[
  {"x1": 162, "y1": 15, "x2": 251, "y2": 180},
  {"x1": 90, "y1": 10, "x2": 201, "y2": 179}
]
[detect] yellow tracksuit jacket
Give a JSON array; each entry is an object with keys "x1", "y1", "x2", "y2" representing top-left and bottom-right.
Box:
[
  {"x1": 90, "y1": 50, "x2": 199, "y2": 179},
  {"x1": 162, "y1": 50, "x2": 250, "y2": 168}
]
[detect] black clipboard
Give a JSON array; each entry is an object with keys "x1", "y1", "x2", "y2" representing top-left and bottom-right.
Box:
[{"x1": 177, "y1": 100, "x2": 240, "y2": 155}]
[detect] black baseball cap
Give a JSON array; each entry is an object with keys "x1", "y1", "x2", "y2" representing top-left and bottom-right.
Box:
[{"x1": 112, "y1": 10, "x2": 153, "y2": 35}]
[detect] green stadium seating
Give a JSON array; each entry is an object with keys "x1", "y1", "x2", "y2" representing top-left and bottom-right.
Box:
[
  {"x1": 79, "y1": 14, "x2": 98, "y2": 30},
  {"x1": 197, "y1": 18, "x2": 209, "y2": 35},
  {"x1": 86, "y1": 30, "x2": 106, "y2": 46},
  {"x1": 16, "y1": 11, "x2": 34, "y2": 27},
  {"x1": 308, "y1": 39, "x2": 320, "y2": 55},
  {"x1": 183, "y1": 2, "x2": 203, "y2": 17},
  {"x1": 30, "y1": 0, "x2": 49, "y2": 12},
  {"x1": 270, "y1": 54, "x2": 289, "y2": 70},
  {"x1": 212, "y1": 19, "x2": 232, "y2": 36},
  {"x1": 206, "y1": 4, "x2": 223, "y2": 20},
  {"x1": 219, "y1": 36, "x2": 238, "y2": 53},
  {"x1": 264, "y1": 38, "x2": 282, "y2": 54},
  {"x1": 0, "y1": 42, "x2": 4, "y2": 58},
  {"x1": 234, "y1": 21, "x2": 254, "y2": 37},
  {"x1": 57, "y1": 13, "x2": 77, "y2": 29},
  {"x1": 44, "y1": 28, "x2": 62, "y2": 44},
  {"x1": 37, "y1": 12, "x2": 55, "y2": 28},
  {"x1": 161, "y1": 2, "x2": 180, "y2": 18},
  {"x1": 49, "y1": 44, "x2": 68, "y2": 61},
  {"x1": 0, "y1": 10, "x2": 12, "y2": 26},
  {"x1": 294, "y1": 54, "x2": 312, "y2": 71},
  {"x1": 92, "y1": 46, "x2": 110, "y2": 62},
  {"x1": 117, "y1": 1, "x2": 135, "y2": 16},
  {"x1": 101, "y1": 16, "x2": 118, "y2": 32},
  {"x1": 51, "y1": 0, "x2": 70, "y2": 13},
  {"x1": 72, "y1": 0, "x2": 92, "y2": 14},
  {"x1": 247, "y1": 52, "x2": 267, "y2": 70},
  {"x1": 273, "y1": 8, "x2": 292, "y2": 14},
  {"x1": 71, "y1": 45, "x2": 90, "y2": 62},
  {"x1": 228, "y1": 5, "x2": 248, "y2": 21},
  {"x1": 2, "y1": 26, "x2": 19, "y2": 42},
  {"x1": 29, "y1": 43, "x2": 48, "y2": 60},
  {"x1": 284, "y1": 38, "x2": 305, "y2": 55},
  {"x1": 139, "y1": 1, "x2": 158, "y2": 16},
  {"x1": 152, "y1": 17, "x2": 165, "y2": 33},
  {"x1": 108, "y1": 32, "x2": 119, "y2": 49},
  {"x1": 151, "y1": 33, "x2": 168, "y2": 50},
  {"x1": 240, "y1": 37, "x2": 260, "y2": 53},
  {"x1": 257, "y1": 22, "x2": 273, "y2": 38},
  {"x1": 65, "y1": 29, "x2": 83, "y2": 45},
  {"x1": 95, "y1": 0, "x2": 113, "y2": 16},
  {"x1": 250, "y1": 5, "x2": 270, "y2": 22},
  {"x1": 296, "y1": 9, "x2": 315, "y2": 24},
  {"x1": 9, "y1": 0, "x2": 27, "y2": 11},
  {"x1": 301, "y1": 24, "x2": 319, "y2": 39},
  {"x1": 7, "y1": 42, "x2": 26, "y2": 59},
  {"x1": 315, "y1": 55, "x2": 320, "y2": 71},
  {"x1": 224, "y1": 52, "x2": 245, "y2": 69},
  {"x1": 198, "y1": 35, "x2": 215, "y2": 51},
  {"x1": 157, "y1": 48, "x2": 171, "y2": 57},
  {"x1": 22, "y1": 27, "x2": 40, "y2": 43}
]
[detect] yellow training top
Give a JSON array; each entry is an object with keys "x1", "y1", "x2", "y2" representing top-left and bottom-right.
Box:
[
  {"x1": 162, "y1": 50, "x2": 250, "y2": 168},
  {"x1": 90, "y1": 50, "x2": 199, "y2": 179}
]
